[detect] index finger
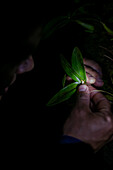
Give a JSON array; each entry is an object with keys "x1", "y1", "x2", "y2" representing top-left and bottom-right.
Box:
[
  {"x1": 83, "y1": 58, "x2": 102, "y2": 77},
  {"x1": 89, "y1": 85, "x2": 111, "y2": 114}
]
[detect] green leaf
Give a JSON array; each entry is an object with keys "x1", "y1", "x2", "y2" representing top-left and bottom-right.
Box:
[
  {"x1": 46, "y1": 82, "x2": 78, "y2": 106},
  {"x1": 101, "y1": 22, "x2": 113, "y2": 36},
  {"x1": 62, "y1": 74, "x2": 66, "y2": 87},
  {"x1": 42, "y1": 16, "x2": 70, "y2": 39},
  {"x1": 75, "y1": 20, "x2": 94, "y2": 31},
  {"x1": 85, "y1": 30, "x2": 94, "y2": 33},
  {"x1": 91, "y1": 90, "x2": 113, "y2": 97},
  {"x1": 71, "y1": 47, "x2": 86, "y2": 82},
  {"x1": 61, "y1": 55, "x2": 81, "y2": 83}
]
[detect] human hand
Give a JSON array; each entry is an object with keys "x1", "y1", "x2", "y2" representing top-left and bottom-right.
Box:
[
  {"x1": 63, "y1": 85, "x2": 113, "y2": 151},
  {"x1": 67, "y1": 58, "x2": 104, "y2": 87}
]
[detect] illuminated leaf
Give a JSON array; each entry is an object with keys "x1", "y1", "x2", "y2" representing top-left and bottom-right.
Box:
[
  {"x1": 46, "y1": 82, "x2": 78, "y2": 106},
  {"x1": 71, "y1": 47, "x2": 86, "y2": 82},
  {"x1": 61, "y1": 55, "x2": 81, "y2": 83},
  {"x1": 47, "y1": 47, "x2": 87, "y2": 106}
]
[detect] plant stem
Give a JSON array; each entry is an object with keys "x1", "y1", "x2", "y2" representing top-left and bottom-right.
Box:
[
  {"x1": 103, "y1": 55, "x2": 113, "y2": 61},
  {"x1": 90, "y1": 90, "x2": 113, "y2": 97},
  {"x1": 99, "y1": 46, "x2": 113, "y2": 55}
]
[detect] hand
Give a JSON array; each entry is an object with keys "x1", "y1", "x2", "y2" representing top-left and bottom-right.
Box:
[
  {"x1": 67, "y1": 58, "x2": 104, "y2": 87},
  {"x1": 63, "y1": 85, "x2": 113, "y2": 151}
]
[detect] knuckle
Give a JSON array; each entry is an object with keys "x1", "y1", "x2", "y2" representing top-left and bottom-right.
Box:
[
  {"x1": 93, "y1": 63, "x2": 100, "y2": 69},
  {"x1": 105, "y1": 115, "x2": 113, "y2": 128},
  {"x1": 93, "y1": 62, "x2": 101, "y2": 71},
  {"x1": 106, "y1": 116, "x2": 112, "y2": 123}
]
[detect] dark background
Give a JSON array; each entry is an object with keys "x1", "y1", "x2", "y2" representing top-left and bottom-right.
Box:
[{"x1": 1, "y1": 0, "x2": 113, "y2": 166}]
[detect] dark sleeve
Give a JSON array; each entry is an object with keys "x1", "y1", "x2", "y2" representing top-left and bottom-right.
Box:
[
  {"x1": 60, "y1": 135, "x2": 82, "y2": 144},
  {"x1": 59, "y1": 135, "x2": 109, "y2": 169},
  {"x1": 59, "y1": 135, "x2": 96, "y2": 166}
]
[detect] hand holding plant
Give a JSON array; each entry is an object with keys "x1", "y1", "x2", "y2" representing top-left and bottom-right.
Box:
[
  {"x1": 63, "y1": 84, "x2": 113, "y2": 151},
  {"x1": 67, "y1": 58, "x2": 104, "y2": 87},
  {"x1": 47, "y1": 47, "x2": 104, "y2": 106}
]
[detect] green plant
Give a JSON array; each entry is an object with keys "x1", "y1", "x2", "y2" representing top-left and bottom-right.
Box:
[
  {"x1": 101, "y1": 22, "x2": 113, "y2": 36},
  {"x1": 47, "y1": 46, "x2": 113, "y2": 106},
  {"x1": 42, "y1": 13, "x2": 95, "y2": 40},
  {"x1": 43, "y1": 3, "x2": 113, "y2": 106},
  {"x1": 46, "y1": 47, "x2": 86, "y2": 106}
]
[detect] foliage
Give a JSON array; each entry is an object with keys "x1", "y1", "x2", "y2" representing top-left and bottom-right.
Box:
[
  {"x1": 41, "y1": 0, "x2": 113, "y2": 164},
  {"x1": 47, "y1": 47, "x2": 86, "y2": 106}
]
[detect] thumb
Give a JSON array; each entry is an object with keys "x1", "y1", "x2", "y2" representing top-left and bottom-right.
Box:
[{"x1": 76, "y1": 85, "x2": 90, "y2": 110}]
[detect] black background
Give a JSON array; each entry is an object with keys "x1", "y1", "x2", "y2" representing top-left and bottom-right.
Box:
[{"x1": 1, "y1": 1, "x2": 113, "y2": 160}]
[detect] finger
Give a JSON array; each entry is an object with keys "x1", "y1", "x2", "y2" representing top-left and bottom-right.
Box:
[
  {"x1": 67, "y1": 74, "x2": 103, "y2": 87},
  {"x1": 86, "y1": 73, "x2": 104, "y2": 87},
  {"x1": 83, "y1": 58, "x2": 102, "y2": 77},
  {"x1": 86, "y1": 73, "x2": 96, "y2": 84},
  {"x1": 85, "y1": 66, "x2": 101, "y2": 79},
  {"x1": 67, "y1": 74, "x2": 99, "y2": 86},
  {"x1": 93, "y1": 80, "x2": 104, "y2": 87},
  {"x1": 85, "y1": 65, "x2": 104, "y2": 87},
  {"x1": 76, "y1": 85, "x2": 90, "y2": 112},
  {"x1": 89, "y1": 85, "x2": 111, "y2": 113}
]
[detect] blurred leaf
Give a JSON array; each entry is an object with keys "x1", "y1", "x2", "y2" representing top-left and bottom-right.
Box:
[
  {"x1": 85, "y1": 30, "x2": 94, "y2": 33},
  {"x1": 42, "y1": 16, "x2": 70, "y2": 39},
  {"x1": 75, "y1": 20, "x2": 94, "y2": 32},
  {"x1": 111, "y1": 77, "x2": 113, "y2": 84},
  {"x1": 62, "y1": 74, "x2": 66, "y2": 87},
  {"x1": 61, "y1": 55, "x2": 81, "y2": 83},
  {"x1": 46, "y1": 82, "x2": 78, "y2": 106},
  {"x1": 71, "y1": 47, "x2": 86, "y2": 82},
  {"x1": 91, "y1": 90, "x2": 113, "y2": 97},
  {"x1": 104, "y1": 55, "x2": 113, "y2": 62},
  {"x1": 74, "y1": 0, "x2": 80, "y2": 3},
  {"x1": 101, "y1": 22, "x2": 113, "y2": 36},
  {"x1": 78, "y1": 7, "x2": 87, "y2": 14}
]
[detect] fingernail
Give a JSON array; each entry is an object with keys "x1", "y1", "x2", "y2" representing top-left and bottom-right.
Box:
[
  {"x1": 79, "y1": 85, "x2": 87, "y2": 92},
  {"x1": 89, "y1": 77, "x2": 95, "y2": 84}
]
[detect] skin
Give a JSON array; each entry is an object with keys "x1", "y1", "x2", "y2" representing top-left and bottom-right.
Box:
[
  {"x1": 63, "y1": 60, "x2": 113, "y2": 151},
  {"x1": 0, "y1": 55, "x2": 34, "y2": 100},
  {"x1": 83, "y1": 58, "x2": 104, "y2": 87},
  {"x1": 0, "y1": 47, "x2": 112, "y2": 151},
  {"x1": 66, "y1": 58, "x2": 104, "y2": 87},
  {"x1": 0, "y1": 25, "x2": 41, "y2": 99},
  {"x1": 0, "y1": 58, "x2": 103, "y2": 98}
]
